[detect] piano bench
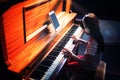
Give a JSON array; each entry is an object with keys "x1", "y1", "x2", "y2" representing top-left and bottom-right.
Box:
[
  {"x1": 94, "y1": 60, "x2": 106, "y2": 80},
  {"x1": 68, "y1": 60, "x2": 106, "y2": 80}
]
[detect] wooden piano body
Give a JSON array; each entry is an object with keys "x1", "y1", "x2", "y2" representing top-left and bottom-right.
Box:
[{"x1": 0, "y1": 0, "x2": 83, "y2": 79}]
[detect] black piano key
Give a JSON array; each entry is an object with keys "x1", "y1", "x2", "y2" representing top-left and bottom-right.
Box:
[
  {"x1": 55, "y1": 45, "x2": 64, "y2": 50},
  {"x1": 55, "y1": 45, "x2": 64, "y2": 49},
  {"x1": 31, "y1": 60, "x2": 54, "y2": 79},
  {"x1": 49, "y1": 50, "x2": 59, "y2": 57},
  {"x1": 41, "y1": 59, "x2": 53, "y2": 67},
  {"x1": 52, "y1": 47, "x2": 62, "y2": 52},
  {"x1": 30, "y1": 69, "x2": 45, "y2": 79},
  {"x1": 46, "y1": 55, "x2": 56, "y2": 61},
  {"x1": 37, "y1": 64, "x2": 49, "y2": 72},
  {"x1": 62, "y1": 38, "x2": 69, "y2": 42},
  {"x1": 58, "y1": 40, "x2": 66, "y2": 44}
]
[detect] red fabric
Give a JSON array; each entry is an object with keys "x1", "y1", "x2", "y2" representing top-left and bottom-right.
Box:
[{"x1": 66, "y1": 55, "x2": 84, "y2": 73}]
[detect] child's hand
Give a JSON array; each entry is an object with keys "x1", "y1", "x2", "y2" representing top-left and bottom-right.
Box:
[
  {"x1": 70, "y1": 36, "x2": 78, "y2": 44},
  {"x1": 62, "y1": 48, "x2": 73, "y2": 57},
  {"x1": 70, "y1": 36, "x2": 78, "y2": 41}
]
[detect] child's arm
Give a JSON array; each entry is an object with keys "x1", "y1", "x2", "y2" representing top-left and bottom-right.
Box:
[
  {"x1": 62, "y1": 48, "x2": 84, "y2": 64},
  {"x1": 70, "y1": 35, "x2": 88, "y2": 44},
  {"x1": 78, "y1": 38, "x2": 88, "y2": 44}
]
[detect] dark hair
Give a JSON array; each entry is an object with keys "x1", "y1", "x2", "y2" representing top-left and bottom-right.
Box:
[{"x1": 82, "y1": 13, "x2": 104, "y2": 53}]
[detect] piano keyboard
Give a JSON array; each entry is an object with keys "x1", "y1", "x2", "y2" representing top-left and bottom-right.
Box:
[{"x1": 29, "y1": 26, "x2": 82, "y2": 80}]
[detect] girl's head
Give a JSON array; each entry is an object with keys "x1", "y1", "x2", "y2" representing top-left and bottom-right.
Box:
[
  {"x1": 82, "y1": 13, "x2": 100, "y2": 34},
  {"x1": 82, "y1": 13, "x2": 104, "y2": 52}
]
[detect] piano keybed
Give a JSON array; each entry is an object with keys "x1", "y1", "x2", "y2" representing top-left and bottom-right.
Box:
[{"x1": 29, "y1": 26, "x2": 82, "y2": 80}]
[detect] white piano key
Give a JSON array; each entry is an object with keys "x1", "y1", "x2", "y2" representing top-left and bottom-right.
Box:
[{"x1": 41, "y1": 52, "x2": 64, "y2": 80}]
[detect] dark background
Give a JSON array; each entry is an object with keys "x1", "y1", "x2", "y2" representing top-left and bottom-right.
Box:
[{"x1": 71, "y1": 0, "x2": 120, "y2": 21}]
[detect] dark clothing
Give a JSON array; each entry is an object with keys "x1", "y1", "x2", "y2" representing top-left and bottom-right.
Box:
[{"x1": 66, "y1": 55, "x2": 96, "y2": 80}]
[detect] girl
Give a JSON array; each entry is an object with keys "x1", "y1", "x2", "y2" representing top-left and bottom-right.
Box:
[{"x1": 62, "y1": 13, "x2": 104, "y2": 80}]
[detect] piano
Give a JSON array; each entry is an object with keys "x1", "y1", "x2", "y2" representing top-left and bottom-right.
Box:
[{"x1": 0, "y1": 0, "x2": 84, "y2": 80}]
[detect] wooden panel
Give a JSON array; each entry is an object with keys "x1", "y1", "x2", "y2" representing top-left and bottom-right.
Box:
[
  {"x1": 0, "y1": 0, "x2": 64, "y2": 73},
  {"x1": 66, "y1": 0, "x2": 72, "y2": 12},
  {"x1": 23, "y1": 0, "x2": 51, "y2": 42},
  {"x1": 49, "y1": 0, "x2": 63, "y2": 14}
]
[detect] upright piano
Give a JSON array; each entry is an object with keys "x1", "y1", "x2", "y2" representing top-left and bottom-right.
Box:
[{"x1": 0, "y1": 0, "x2": 84, "y2": 80}]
